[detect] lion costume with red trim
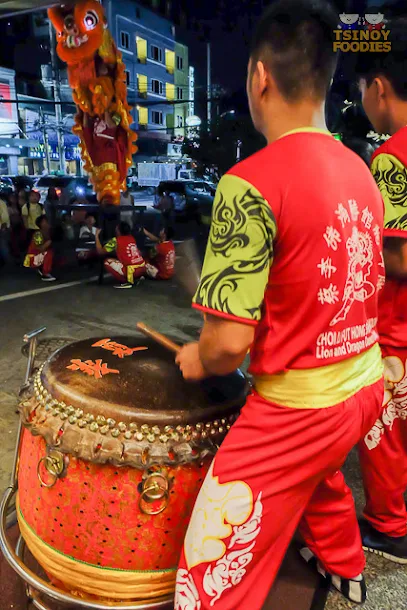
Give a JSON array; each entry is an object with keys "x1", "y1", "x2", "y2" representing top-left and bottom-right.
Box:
[{"x1": 48, "y1": 0, "x2": 137, "y2": 205}]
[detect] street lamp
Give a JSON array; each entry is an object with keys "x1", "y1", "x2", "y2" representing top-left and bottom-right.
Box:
[{"x1": 220, "y1": 110, "x2": 236, "y2": 119}]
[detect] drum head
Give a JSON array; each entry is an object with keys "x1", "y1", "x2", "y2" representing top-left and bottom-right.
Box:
[{"x1": 40, "y1": 337, "x2": 248, "y2": 426}]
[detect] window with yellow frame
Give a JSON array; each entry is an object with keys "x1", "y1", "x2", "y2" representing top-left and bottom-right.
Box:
[
  {"x1": 137, "y1": 73, "x2": 148, "y2": 98},
  {"x1": 136, "y1": 36, "x2": 147, "y2": 64},
  {"x1": 165, "y1": 49, "x2": 175, "y2": 75},
  {"x1": 137, "y1": 106, "x2": 148, "y2": 127}
]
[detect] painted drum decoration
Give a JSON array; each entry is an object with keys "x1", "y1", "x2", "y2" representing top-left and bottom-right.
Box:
[{"x1": 17, "y1": 337, "x2": 247, "y2": 604}]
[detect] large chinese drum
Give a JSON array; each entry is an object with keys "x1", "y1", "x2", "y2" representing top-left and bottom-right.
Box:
[{"x1": 17, "y1": 337, "x2": 247, "y2": 604}]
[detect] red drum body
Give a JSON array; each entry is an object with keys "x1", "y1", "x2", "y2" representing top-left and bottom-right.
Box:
[{"x1": 17, "y1": 337, "x2": 247, "y2": 603}]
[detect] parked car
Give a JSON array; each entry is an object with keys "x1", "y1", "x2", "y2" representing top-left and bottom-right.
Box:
[
  {"x1": 34, "y1": 175, "x2": 97, "y2": 205},
  {"x1": 156, "y1": 180, "x2": 214, "y2": 224}
]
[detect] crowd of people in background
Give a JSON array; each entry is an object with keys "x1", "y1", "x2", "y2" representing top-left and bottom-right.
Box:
[{"x1": 0, "y1": 184, "x2": 176, "y2": 289}]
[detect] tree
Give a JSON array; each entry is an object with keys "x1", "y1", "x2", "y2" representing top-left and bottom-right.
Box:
[{"x1": 182, "y1": 113, "x2": 265, "y2": 177}]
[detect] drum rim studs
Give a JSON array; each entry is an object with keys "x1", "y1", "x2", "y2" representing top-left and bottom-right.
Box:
[{"x1": 22, "y1": 386, "x2": 241, "y2": 469}]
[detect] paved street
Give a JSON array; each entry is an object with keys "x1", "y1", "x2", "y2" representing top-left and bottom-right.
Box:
[{"x1": 0, "y1": 263, "x2": 406, "y2": 609}]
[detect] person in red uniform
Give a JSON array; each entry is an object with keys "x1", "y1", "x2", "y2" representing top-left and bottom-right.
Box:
[
  {"x1": 143, "y1": 226, "x2": 175, "y2": 280},
  {"x1": 96, "y1": 221, "x2": 145, "y2": 289},
  {"x1": 23, "y1": 214, "x2": 56, "y2": 282},
  {"x1": 356, "y1": 17, "x2": 407, "y2": 564},
  {"x1": 173, "y1": 2, "x2": 385, "y2": 608}
]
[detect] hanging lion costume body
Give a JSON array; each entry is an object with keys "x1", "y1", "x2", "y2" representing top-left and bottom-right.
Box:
[{"x1": 48, "y1": 0, "x2": 138, "y2": 205}]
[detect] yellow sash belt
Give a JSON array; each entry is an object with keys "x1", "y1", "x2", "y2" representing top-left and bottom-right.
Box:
[{"x1": 253, "y1": 344, "x2": 383, "y2": 409}]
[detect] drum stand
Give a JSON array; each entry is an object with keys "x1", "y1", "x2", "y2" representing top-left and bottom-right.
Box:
[{"x1": 0, "y1": 329, "x2": 172, "y2": 610}]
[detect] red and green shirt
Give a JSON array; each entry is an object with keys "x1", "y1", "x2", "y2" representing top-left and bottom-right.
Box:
[
  {"x1": 371, "y1": 127, "x2": 407, "y2": 348},
  {"x1": 27, "y1": 230, "x2": 46, "y2": 254},
  {"x1": 153, "y1": 241, "x2": 175, "y2": 279},
  {"x1": 105, "y1": 235, "x2": 145, "y2": 269},
  {"x1": 193, "y1": 129, "x2": 384, "y2": 377}
]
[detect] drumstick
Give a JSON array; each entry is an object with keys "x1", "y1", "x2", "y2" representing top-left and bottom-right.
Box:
[{"x1": 137, "y1": 322, "x2": 181, "y2": 354}]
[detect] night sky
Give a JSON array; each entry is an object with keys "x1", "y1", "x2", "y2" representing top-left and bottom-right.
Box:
[{"x1": 182, "y1": 0, "x2": 402, "y2": 113}]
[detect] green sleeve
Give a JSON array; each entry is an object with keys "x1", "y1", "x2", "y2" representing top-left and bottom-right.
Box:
[
  {"x1": 371, "y1": 153, "x2": 407, "y2": 234},
  {"x1": 193, "y1": 174, "x2": 277, "y2": 324},
  {"x1": 33, "y1": 231, "x2": 44, "y2": 247},
  {"x1": 104, "y1": 237, "x2": 117, "y2": 253}
]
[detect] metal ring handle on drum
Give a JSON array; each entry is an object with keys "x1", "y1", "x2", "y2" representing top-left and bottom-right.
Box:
[
  {"x1": 139, "y1": 483, "x2": 170, "y2": 516},
  {"x1": 37, "y1": 457, "x2": 58, "y2": 489},
  {"x1": 1, "y1": 488, "x2": 173, "y2": 609},
  {"x1": 37, "y1": 453, "x2": 64, "y2": 489}
]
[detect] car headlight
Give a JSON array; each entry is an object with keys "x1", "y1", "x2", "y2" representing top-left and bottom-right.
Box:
[{"x1": 76, "y1": 187, "x2": 85, "y2": 196}]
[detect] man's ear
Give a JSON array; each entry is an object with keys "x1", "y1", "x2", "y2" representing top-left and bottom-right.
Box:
[
  {"x1": 373, "y1": 76, "x2": 386, "y2": 101},
  {"x1": 255, "y1": 60, "x2": 268, "y2": 98}
]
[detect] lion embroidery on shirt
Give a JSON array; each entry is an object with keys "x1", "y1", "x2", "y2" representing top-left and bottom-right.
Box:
[{"x1": 330, "y1": 227, "x2": 375, "y2": 326}]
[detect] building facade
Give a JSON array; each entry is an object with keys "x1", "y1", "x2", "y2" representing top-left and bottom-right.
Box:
[
  {"x1": 173, "y1": 41, "x2": 189, "y2": 138},
  {"x1": 103, "y1": 0, "x2": 177, "y2": 158},
  {"x1": 1, "y1": 1, "x2": 194, "y2": 173},
  {"x1": 0, "y1": 67, "x2": 19, "y2": 174}
]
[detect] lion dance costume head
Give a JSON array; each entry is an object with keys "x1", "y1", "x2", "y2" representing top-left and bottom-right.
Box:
[{"x1": 48, "y1": 0, "x2": 138, "y2": 205}]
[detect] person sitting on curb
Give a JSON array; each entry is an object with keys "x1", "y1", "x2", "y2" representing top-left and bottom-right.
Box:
[
  {"x1": 143, "y1": 226, "x2": 176, "y2": 280},
  {"x1": 23, "y1": 214, "x2": 56, "y2": 282},
  {"x1": 96, "y1": 221, "x2": 145, "y2": 289}
]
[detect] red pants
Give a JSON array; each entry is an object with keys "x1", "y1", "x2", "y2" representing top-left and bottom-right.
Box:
[
  {"x1": 175, "y1": 380, "x2": 383, "y2": 610},
  {"x1": 25, "y1": 250, "x2": 53, "y2": 275},
  {"x1": 104, "y1": 258, "x2": 145, "y2": 284},
  {"x1": 359, "y1": 345, "x2": 407, "y2": 537}
]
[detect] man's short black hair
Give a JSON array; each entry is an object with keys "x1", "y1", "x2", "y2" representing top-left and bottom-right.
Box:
[
  {"x1": 355, "y1": 17, "x2": 407, "y2": 101},
  {"x1": 118, "y1": 221, "x2": 131, "y2": 236},
  {"x1": 36, "y1": 214, "x2": 47, "y2": 228},
  {"x1": 250, "y1": 0, "x2": 338, "y2": 102},
  {"x1": 85, "y1": 212, "x2": 95, "y2": 220}
]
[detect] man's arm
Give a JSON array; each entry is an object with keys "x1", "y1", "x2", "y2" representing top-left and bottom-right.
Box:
[
  {"x1": 176, "y1": 173, "x2": 277, "y2": 380},
  {"x1": 372, "y1": 153, "x2": 407, "y2": 280},
  {"x1": 36, "y1": 240, "x2": 52, "y2": 253},
  {"x1": 95, "y1": 228, "x2": 106, "y2": 256},
  {"x1": 176, "y1": 315, "x2": 255, "y2": 380},
  {"x1": 143, "y1": 228, "x2": 159, "y2": 242}
]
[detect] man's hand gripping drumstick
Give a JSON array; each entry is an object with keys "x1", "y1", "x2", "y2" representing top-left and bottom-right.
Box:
[
  {"x1": 137, "y1": 322, "x2": 208, "y2": 381},
  {"x1": 137, "y1": 320, "x2": 253, "y2": 382}
]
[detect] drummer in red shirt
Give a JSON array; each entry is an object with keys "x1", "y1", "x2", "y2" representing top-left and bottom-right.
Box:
[
  {"x1": 143, "y1": 226, "x2": 175, "y2": 280},
  {"x1": 96, "y1": 221, "x2": 145, "y2": 289},
  {"x1": 174, "y1": 1, "x2": 384, "y2": 609}
]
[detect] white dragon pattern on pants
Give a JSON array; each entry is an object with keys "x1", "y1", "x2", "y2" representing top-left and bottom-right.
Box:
[
  {"x1": 174, "y1": 462, "x2": 264, "y2": 609},
  {"x1": 365, "y1": 356, "x2": 407, "y2": 450},
  {"x1": 203, "y1": 492, "x2": 263, "y2": 606}
]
